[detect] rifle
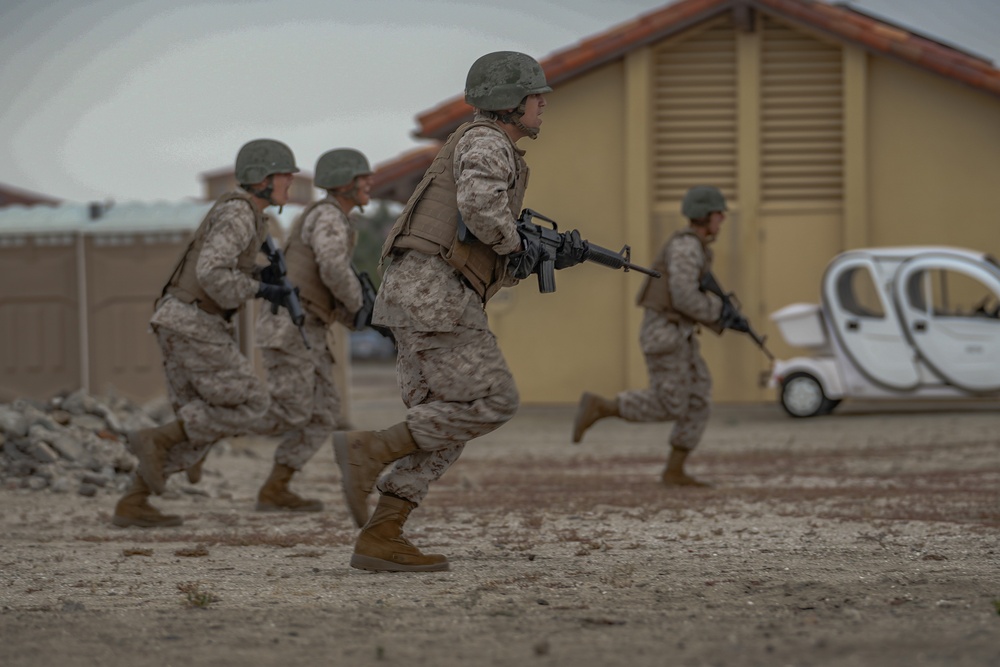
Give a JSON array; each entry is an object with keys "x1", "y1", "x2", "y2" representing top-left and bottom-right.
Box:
[
  {"x1": 462, "y1": 208, "x2": 659, "y2": 293},
  {"x1": 699, "y1": 271, "x2": 773, "y2": 360},
  {"x1": 260, "y1": 235, "x2": 310, "y2": 349},
  {"x1": 351, "y1": 266, "x2": 395, "y2": 344},
  {"x1": 352, "y1": 266, "x2": 376, "y2": 331},
  {"x1": 518, "y1": 209, "x2": 660, "y2": 292}
]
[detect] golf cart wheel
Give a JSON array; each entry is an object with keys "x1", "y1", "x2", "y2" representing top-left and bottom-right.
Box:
[{"x1": 780, "y1": 372, "x2": 831, "y2": 418}]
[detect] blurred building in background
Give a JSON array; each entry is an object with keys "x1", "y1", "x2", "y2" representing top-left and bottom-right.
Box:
[
  {"x1": 3, "y1": 0, "x2": 998, "y2": 408},
  {"x1": 0, "y1": 183, "x2": 60, "y2": 208},
  {"x1": 372, "y1": 0, "x2": 1000, "y2": 404}
]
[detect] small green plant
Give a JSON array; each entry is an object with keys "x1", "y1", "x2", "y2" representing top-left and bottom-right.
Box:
[{"x1": 177, "y1": 582, "x2": 219, "y2": 609}]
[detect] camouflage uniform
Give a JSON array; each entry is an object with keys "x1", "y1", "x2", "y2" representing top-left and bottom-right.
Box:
[
  {"x1": 255, "y1": 198, "x2": 362, "y2": 470},
  {"x1": 150, "y1": 197, "x2": 272, "y2": 476},
  {"x1": 617, "y1": 232, "x2": 723, "y2": 451},
  {"x1": 372, "y1": 115, "x2": 524, "y2": 503}
]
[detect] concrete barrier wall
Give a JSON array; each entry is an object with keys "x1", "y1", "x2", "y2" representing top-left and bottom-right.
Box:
[{"x1": 0, "y1": 203, "x2": 356, "y2": 417}]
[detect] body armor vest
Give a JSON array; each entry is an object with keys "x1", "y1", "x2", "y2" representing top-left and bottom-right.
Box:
[
  {"x1": 283, "y1": 199, "x2": 355, "y2": 324},
  {"x1": 381, "y1": 119, "x2": 528, "y2": 303},
  {"x1": 162, "y1": 191, "x2": 267, "y2": 318},
  {"x1": 636, "y1": 229, "x2": 713, "y2": 324}
]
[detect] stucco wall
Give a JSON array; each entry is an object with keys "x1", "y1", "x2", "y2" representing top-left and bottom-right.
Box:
[
  {"x1": 486, "y1": 13, "x2": 1000, "y2": 406},
  {"x1": 867, "y1": 58, "x2": 1000, "y2": 254}
]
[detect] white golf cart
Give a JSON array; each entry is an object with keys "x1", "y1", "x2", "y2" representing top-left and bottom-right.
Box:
[{"x1": 768, "y1": 246, "x2": 1000, "y2": 417}]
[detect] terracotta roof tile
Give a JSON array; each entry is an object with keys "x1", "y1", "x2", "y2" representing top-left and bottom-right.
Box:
[
  {"x1": 757, "y1": 0, "x2": 1000, "y2": 96},
  {"x1": 0, "y1": 183, "x2": 60, "y2": 207},
  {"x1": 408, "y1": 0, "x2": 1000, "y2": 142},
  {"x1": 415, "y1": 0, "x2": 730, "y2": 140},
  {"x1": 370, "y1": 144, "x2": 440, "y2": 202},
  {"x1": 415, "y1": 0, "x2": 1000, "y2": 140}
]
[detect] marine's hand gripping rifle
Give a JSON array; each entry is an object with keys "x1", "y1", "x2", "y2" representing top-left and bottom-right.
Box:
[
  {"x1": 260, "y1": 235, "x2": 310, "y2": 349},
  {"x1": 515, "y1": 209, "x2": 661, "y2": 293},
  {"x1": 699, "y1": 271, "x2": 773, "y2": 361}
]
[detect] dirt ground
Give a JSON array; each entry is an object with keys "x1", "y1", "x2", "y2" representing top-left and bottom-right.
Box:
[{"x1": 1, "y1": 362, "x2": 999, "y2": 667}]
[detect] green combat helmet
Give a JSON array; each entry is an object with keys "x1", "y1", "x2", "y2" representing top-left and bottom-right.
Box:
[
  {"x1": 464, "y1": 51, "x2": 552, "y2": 111},
  {"x1": 235, "y1": 139, "x2": 300, "y2": 185},
  {"x1": 314, "y1": 149, "x2": 372, "y2": 190},
  {"x1": 682, "y1": 186, "x2": 728, "y2": 220}
]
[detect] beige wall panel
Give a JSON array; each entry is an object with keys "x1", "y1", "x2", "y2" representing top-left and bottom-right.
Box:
[
  {"x1": 86, "y1": 238, "x2": 179, "y2": 401},
  {"x1": 488, "y1": 61, "x2": 633, "y2": 403},
  {"x1": 0, "y1": 243, "x2": 80, "y2": 401},
  {"x1": 754, "y1": 211, "x2": 842, "y2": 363},
  {"x1": 868, "y1": 59, "x2": 1000, "y2": 256}
]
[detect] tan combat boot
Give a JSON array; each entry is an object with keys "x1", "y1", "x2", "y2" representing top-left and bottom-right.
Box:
[
  {"x1": 112, "y1": 475, "x2": 183, "y2": 528},
  {"x1": 661, "y1": 447, "x2": 711, "y2": 487},
  {"x1": 571, "y1": 392, "x2": 619, "y2": 443},
  {"x1": 332, "y1": 422, "x2": 418, "y2": 527},
  {"x1": 350, "y1": 494, "x2": 449, "y2": 572},
  {"x1": 126, "y1": 420, "x2": 186, "y2": 495},
  {"x1": 255, "y1": 462, "x2": 323, "y2": 512},
  {"x1": 186, "y1": 456, "x2": 204, "y2": 484}
]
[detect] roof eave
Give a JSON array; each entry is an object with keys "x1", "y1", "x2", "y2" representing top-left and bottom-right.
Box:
[
  {"x1": 750, "y1": 0, "x2": 1000, "y2": 99},
  {"x1": 416, "y1": 0, "x2": 732, "y2": 140},
  {"x1": 414, "y1": 0, "x2": 1000, "y2": 142}
]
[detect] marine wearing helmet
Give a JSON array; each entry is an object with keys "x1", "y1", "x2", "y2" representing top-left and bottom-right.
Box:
[
  {"x1": 235, "y1": 139, "x2": 300, "y2": 209},
  {"x1": 314, "y1": 148, "x2": 373, "y2": 212},
  {"x1": 464, "y1": 51, "x2": 552, "y2": 139}
]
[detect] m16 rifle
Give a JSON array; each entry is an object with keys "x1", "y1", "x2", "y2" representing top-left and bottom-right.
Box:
[
  {"x1": 260, "y1": 235, "x2": 310, "y2": 349},
  {"x1": 515, "y1": 209, "x2": 661, "y2": 292},
  {"x1": 459, "y1": 208, "x2": 660, "y2": 293},
  {"x1": 699, "y1": 270, "x2": 773, "y2": 361},
  {"x1": 352, "y1": 266, "x2": 395, "y2": 344}
]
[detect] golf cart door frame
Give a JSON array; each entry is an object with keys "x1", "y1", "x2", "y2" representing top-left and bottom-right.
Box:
[
  {"x1": 822, "y1": 254, "x2": 920, "y2": 391},
  {"x1": 893, "y1": 253, "x2": 1000, "y2": 393}
]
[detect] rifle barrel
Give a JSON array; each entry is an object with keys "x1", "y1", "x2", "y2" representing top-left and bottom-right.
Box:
[
  {"x1": 627, "y1": 263, "x2": 661, "y2": 278},
  {"x1": 584, "y1": 243, "x2": 660, "y2": 277}
]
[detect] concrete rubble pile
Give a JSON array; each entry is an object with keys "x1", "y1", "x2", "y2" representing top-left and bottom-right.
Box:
[{"x1": 0, "y1": 390, "x2": 171, "y2": 497}]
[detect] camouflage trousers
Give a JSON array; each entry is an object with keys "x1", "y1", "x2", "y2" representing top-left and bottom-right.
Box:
[
  {"x1": 256, "y1": 318, "x2": 340, "y2": 470},
  {"x1": 377, "y1": 321, "x2": 519, "y2": 504},
  {"x1": 617, "y1": 334, "x2": 712, "y2": 451},
  {"x1": 154, "y1": 326, "x2": 270, "y2": 476}
]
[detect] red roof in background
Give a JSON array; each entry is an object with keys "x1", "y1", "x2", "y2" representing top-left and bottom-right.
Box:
[
  {"x1": 414, "y1": 0, "x2": 1000, "y2": 141},
  {"x1": 370, "y1": 144, "x2": 440, "y2": 203},
  {"x1": 0, "y1": 183, "x2": 60, "y2": 207},
  {"x1": 372, "y1": 145, "x2": 439, "y2": 189}
]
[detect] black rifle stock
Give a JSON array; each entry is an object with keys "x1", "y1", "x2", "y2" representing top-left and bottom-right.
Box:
[
  {"x1": 351, "y1": 267, "x2": 394, "y2": 344},
  {"x1": 699, "y1": 271, "x2": 773, "y2": 360},
  {"x1": 515, "y1": 209, "x2": 661, "y2": 293},
  {"x1": 260, "y1": 235, "x2": 310, "y2": 349},
  {"x1": 352, "y1": 266, "x2": 376, "y2": 331}
]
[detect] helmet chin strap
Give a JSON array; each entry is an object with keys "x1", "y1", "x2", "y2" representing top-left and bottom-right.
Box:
[
  {"x1": 691, "y1": 218, "x2": 717, "y2": 243},
  {"x1": 246, "y1": 175, "x2": 282, "y2": 211},
  {"x1": 496, "y1": 100, "x2": 539, "y2": 139},
  {"x1": 331, "y1": 182, "x2": 366, "y2": 213}
]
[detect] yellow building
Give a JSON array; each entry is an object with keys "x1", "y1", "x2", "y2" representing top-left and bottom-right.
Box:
[{"x1": 372, "y1": 0, "x2": 1000, "y2": 404}]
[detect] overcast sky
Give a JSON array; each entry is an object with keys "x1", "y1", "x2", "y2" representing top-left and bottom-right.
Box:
[{"x1": 2, "y1": 0, "x2": 998, "y2": 204}]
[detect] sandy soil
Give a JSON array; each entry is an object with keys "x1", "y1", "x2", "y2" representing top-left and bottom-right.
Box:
[{"x1": 1, "y1": 362, "x2": 999, "y2": 667}]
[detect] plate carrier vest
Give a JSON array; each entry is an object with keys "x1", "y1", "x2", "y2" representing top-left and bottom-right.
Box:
[
  {"x1": 380, "y1": 119, "x2": 528, "y2": 303},
  {"x1": 161, "y1": 191, "x2": 267, "y2": 319},
  {"x1": 636, "y1": 229, "x2": 713, "y2": 325}
]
